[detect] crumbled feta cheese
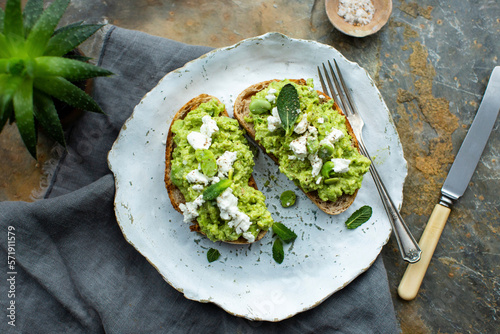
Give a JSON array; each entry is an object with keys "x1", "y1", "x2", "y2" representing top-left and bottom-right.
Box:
[
  {"x1": 307, "y1": 125, "x2": 318, "y2": 136},
  {"x1": 192, "y1": 184, "x2": 204, "y2": 191},
  {"x1": 308, "y1": 154, "x2": 323, "y2": 177},
  {"x1": 319, "y1": 95, "x2": 325, "y2": 99},
  {"x1": 265, "y1": 94, "x2": 276, "y2": 103},
  {"x1": 211, "y1": 176, "x2": 220, "y2": 184},
  {"x1": 316, "y1": 177, "x2": 323, "y2": 185},
  {"x1": 265, "y1": 88, "x2": 278, "y2": 103},
  {"x1": 338, "y1": 0, "x2": 375, "y2": 26},
  {"x1": 179, "y1": 195, "x2": 205, "y2": 222},
  {"x1": 294, "y1": 115, "x2": 309, "y2": 134},
  {"x1": 216, "y1": 188, "x2": 252, "y2": 234},
  {"x1": 320, "y1": 128, "x2": 344, "y2": 147},
  {"x1": 308, "y1": 86, "x2": 314, "y2": 92},
  {"x1": 200, "y1": 115, "x2": 219, "y2": 138},
  {"x1": 243, "y1": 231, "x2": 255, "y2": 243},
  {"x1": 288, "y1": 155, "x2": 297, "y2": 160},
  {"x1": 267, "y1": 107, "x2": 282, "y2": 132},
  {"x1": 187, "y1": 131, "x2": 211, "y2": 150},
  {"x1": 331, "y1": 158, "x2": 351, "y2": 173},
  {"x1": 289, "y1": 134, "x2": 308, "y2": 160},
  {"x1": 186, "y1": 169, "x2": 210, "y2": 185},
  {"x1": 317, "y1": 117, "x2": 325, "y2": 124},
  {"x1": 217, "y1": 151, "x2": 238, "y2": 177}
]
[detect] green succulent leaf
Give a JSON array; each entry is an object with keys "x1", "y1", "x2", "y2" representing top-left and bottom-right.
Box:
[
  {"x1": 33, "y1": 91, "x2": 65, "y2": 147},
  {"x1": 13, "y1": 78, "x2": 37, "y2": 158},
  {"x1": 34, "y1": 56, "x2": 113, "y2": 80},
  {"x1": 0, "y1": 8, "x2": 5, "y2": 34},
  {"x1": 25, "y1": 0, "x2": 70, "y2": 57},
  {"x1": 54, "y1": 21, "x2": 84, "y2": 34},
  {"x1": 45, "y1": 24, "x2": 105, "y2": 57},
  {"x1": 4, "y1": 0, "x2": 24, "y2": 37},
  {"x1": 0, "y1": 34, "x2": 10, "y2": 58},
  {"x1": 0, "y1": 102, "x2": 13, "y2": 132},
  {"x1": 23, "y1": 0, "x2": 44, "y2": 37},
  {"x1": 34, "y1": 76, "x2": 103, "y2": 114},
  {"x1": 0, "y1": 74, "x2": 23, "y2": 114}
]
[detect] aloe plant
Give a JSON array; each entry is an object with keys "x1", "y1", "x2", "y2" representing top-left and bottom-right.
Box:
[{"x1": 0, "y1": 0, "x2": 112, "y2": 158}]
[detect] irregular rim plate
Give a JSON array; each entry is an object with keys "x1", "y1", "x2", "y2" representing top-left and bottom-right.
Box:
[{"x1": 108, "y1": 32, "x2": 407, "y2": 322}]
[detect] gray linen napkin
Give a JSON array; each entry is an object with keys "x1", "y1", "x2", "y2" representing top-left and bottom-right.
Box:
[{"x1": 0, "y1": 26, "x2": 399, "y2": 333}]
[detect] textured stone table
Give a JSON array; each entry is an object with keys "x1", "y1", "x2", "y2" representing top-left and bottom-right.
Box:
[{"x1": 1, "y1": 0, "x2": 498, "y2": 332}]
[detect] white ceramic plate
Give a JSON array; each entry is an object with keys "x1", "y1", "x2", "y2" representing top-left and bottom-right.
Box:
[{"x1": 108, "y1": 32, "x2": 407, "y2": 321}]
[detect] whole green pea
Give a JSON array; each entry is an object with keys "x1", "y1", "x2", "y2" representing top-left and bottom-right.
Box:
[
  {"x1": 280, "y1": 190, "x2": 297, "y2": 208},
  {"x1": 307, "y1": 137, "x2": 319, "y2": 155},
  {"x1": 318, "y1": 142, "x2": 335, "y2": 160},
  {"x1": 195, "y1": 149, "x2": 218, "y2": 177},
  {"x1": 321, "y1": 161, "x2": 335, "y2": 179},
  {"x1": 249, "y1": 98, "x2": 272, "y2": 114}
]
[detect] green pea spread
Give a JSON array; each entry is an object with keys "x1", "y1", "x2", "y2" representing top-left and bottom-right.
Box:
[
  {"x1": 245, "y1": 79, "x2": 371, "y2": 202},
  {"x1": 171, "y1": 99, "x2": 273, "y2": 242}
]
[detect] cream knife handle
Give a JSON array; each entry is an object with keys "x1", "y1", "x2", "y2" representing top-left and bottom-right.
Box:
[{"x1": 397, "y1": 204, "x2": 451, "y2": 300}]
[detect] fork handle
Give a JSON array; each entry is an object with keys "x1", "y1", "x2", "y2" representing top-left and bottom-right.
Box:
[{"x1": 359, "y1": 143, "x2": 422, "y2": 263}]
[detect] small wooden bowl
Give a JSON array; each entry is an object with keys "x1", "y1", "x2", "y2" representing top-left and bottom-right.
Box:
[{"x1": 325, "y1": 0, "x2": 392, "y2": 37}]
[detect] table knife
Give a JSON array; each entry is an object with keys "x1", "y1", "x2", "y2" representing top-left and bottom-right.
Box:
[{"x1": 397, "y1": 66, "x2": 500, "y2": 301}]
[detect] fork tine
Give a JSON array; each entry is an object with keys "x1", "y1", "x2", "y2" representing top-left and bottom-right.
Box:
[
  {"x1": 333, "y1": 59, "x2": 358, "y2": 115},
  {"x1": 317, "y1": 66, "x2": 328, "y2": 96},
  {"x1": 321, "y1": 63, "x2": 344, "y2": 111},
  {"x1": 328, "y1": 60, "x2": 353, "y2": 117},
  {"x1": 322, "y1": 63, "x2": 335, "y2": 102}
]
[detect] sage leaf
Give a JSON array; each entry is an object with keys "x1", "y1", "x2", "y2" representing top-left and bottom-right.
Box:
[
  {"x1": 207, "y1": 248, "x2": 221, "y2": 263},
  {"x1": 272, "y1": 238, "x2": 284, "y2": 264},
  {"x1": 272, "y1": 222, "x2": 297, "y2": 243},
  {"x1": 345, "y1": 205, "x2": 373, "y2": 229},
  {"x1": 276, "y1": 83, "x2": 300, "y2": 135}
]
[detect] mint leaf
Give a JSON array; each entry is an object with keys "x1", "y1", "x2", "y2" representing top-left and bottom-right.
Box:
[
  {"x1": 272, "y1": 238, "x2": 284, "y2": 264},
  {"x1": 276, "y1": 83, "x2": 300, "y2": 135},
  {"x1": 345, "y1": 205, "x2": 373, "y2": 229},
  {"x1": 207, "y1": 248, "x2": 220, "y2": 263},
  {"x1": 273, "y1": 222, "x2": 297, "y2": 243}
]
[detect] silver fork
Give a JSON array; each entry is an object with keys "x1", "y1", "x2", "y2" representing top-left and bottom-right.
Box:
[{"x1": 318, "y1": 60, "x2": 421, "y2": 263}]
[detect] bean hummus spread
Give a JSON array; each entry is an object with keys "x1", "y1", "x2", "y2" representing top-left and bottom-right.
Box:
[
  {"x1": 244, "y1": 79, "x2": 371, "y2": 202},
  {"x1": 170, "y1": 99, "x2": 273, "y2": 242}
]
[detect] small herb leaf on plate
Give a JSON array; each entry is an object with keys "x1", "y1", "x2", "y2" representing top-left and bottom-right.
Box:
[
  {"x1": 207, "y1": 248, "x2": 221, "y2": 263},
  {"x1": 345, "y1": 205, "x2": 373, "y2": 229},
  {"x1": 272, "y1": 238, "x2": 284, "y2": 264},
  {"x1": 276, "y1": 83, "x2": 300, "y2": 135},
  {"x1": 272, "y1": 222, "x2": 297, "y2": 243}
]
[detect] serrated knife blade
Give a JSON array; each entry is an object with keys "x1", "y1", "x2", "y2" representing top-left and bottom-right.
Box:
[{"x1": 398, "y1": 66, "x2": 500, "y2": 301}]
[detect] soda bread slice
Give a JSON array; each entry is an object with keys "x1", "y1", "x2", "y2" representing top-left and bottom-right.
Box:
[
  {"x1": 165, "y1": 94, "x2": 267, "y2": 244},
  {"x1": 233, "y1": 80, "x2": 361, "y2": 215}
]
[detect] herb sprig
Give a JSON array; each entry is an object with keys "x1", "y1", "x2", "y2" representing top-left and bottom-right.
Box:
[
  {"x1": 276, "y1": 83, "x2": 300, "y2": 135},
  {"x1": 345, "y1": 205, "x2": 373, "y2": 229}
]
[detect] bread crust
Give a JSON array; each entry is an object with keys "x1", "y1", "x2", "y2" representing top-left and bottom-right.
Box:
[
  {"x1": 165, "y1": 94, "x2": 267, "y2": 244},
  {"x1": 233, "y1": 80, "x2": 361, "y2": 215}
]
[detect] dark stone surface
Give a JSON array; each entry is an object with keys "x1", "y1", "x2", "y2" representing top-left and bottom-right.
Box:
[{"x1": 1, "y1": 0, "x2": 498, "y2": 332}]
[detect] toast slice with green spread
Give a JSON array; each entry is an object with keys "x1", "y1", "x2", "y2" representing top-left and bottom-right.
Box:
[
  {"x1": 233, "y1": 79, "x2": 371, "y2": 215},
  {"x1": 165, "y1": 94, "x2": 273, "y2": 244}
]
